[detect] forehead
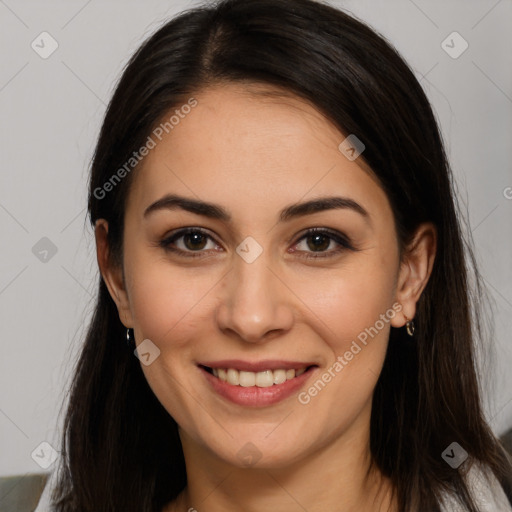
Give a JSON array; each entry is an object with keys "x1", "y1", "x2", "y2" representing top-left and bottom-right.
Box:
[{"x1": 126, "y1": 83, "x2": 390, "y2": 226}]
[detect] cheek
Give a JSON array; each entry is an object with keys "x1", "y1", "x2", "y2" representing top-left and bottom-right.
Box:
[
  {"x1": 290, "y1": 251, "x2": 398, "y2": 400},
  {"x1": 293, "y1": 270, "x2": 396, "y2": 430},
  {"x1": 125, "y1": 252, "x2": 215, "y2": 348},
  {"x1": 293, "y1": 258, "x2": 397, "y2": 343}
]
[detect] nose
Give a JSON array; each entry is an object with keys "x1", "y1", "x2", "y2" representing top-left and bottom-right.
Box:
[{"x1": 215, "y1": 250, "x2": 294, "y2": 344}]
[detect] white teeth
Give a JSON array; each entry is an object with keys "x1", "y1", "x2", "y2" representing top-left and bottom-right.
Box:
[
  {"x1": 255, "y1": 370, "x2": 274, "y2": 388},
  {"x1": 209, "y1": 367, "x2": 310, "y2": 387},
  {"x1": 239, "y1": 371, "x2": 256, "y2": 387},
  {"x1": 273, "y1": 369, "x2": 287, "y2": 385},
  {"x1": 227, "y1": 368, "x2": 240, "y2": 385}
]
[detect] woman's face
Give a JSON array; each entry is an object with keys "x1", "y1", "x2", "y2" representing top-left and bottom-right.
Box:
[{"x1": 98, "y1": 83, "x2": 428, "y2": 469}]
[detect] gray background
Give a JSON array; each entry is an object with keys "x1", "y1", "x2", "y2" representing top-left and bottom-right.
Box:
[{"x1": 0, "y1": 0, "x2": 511, "y2": 477}]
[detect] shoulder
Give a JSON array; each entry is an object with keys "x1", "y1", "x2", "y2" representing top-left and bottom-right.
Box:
[
  {"x1": 439, "y1": 461, "x2": 512, "y2": 512},
  {"x1": 34, "y1": 467, "x2": 57, "y2": 512}
]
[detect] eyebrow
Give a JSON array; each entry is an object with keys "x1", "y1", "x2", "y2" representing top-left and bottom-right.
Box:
[{"x1": 143, "y1": 193, "x2": 370, "y2": 224}]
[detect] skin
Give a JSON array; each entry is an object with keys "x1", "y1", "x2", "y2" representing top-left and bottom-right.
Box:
[{"x1": 95, "y1": 83, "x2": 436, "y2": 512}]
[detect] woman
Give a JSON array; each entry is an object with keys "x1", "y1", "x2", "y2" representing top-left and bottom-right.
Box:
[{"x1": 37, "y1": 0, "x2": 512, "y2": 510}]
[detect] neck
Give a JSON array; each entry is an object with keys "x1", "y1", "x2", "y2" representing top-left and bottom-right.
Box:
[{"x1": 166, "y1": 403, "x2": 397, "y2": 512}]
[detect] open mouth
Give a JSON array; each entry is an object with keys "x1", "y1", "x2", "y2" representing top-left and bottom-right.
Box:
[{"x1": 200, "y1": 365, "x2": 317, "y2": 388}]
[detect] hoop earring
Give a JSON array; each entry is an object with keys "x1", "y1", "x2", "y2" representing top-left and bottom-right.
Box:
[
  {"x1": 404, "y1": 315, "x2": 415, "y2": 337},
  {"x1": 126, "y1": 328, "x2": 133, "y2": 347}
]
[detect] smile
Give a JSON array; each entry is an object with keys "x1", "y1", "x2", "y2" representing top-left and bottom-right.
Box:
[
  {"x1": 206, "y1": 366, "x2": 309, "y2": 387},
  {"x1": 198, "y1": 362, "x2": 318, "y2": 407}
]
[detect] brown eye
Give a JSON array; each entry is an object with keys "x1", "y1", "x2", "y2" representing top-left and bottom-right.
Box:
[
  {"x1": 291, "y1": 228, "x2": 354, "y2": 259},
  {"x1": 182, "y1": 231, "x2": 209, "y2": 251},
  {"x1": 304, "y1": 233, "x2": 331, "y2": 252},
  {"x1": 160, "y1": 228, "x2": 219, "y2": 258}
]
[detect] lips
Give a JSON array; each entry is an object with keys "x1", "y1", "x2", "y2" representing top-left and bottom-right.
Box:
[{"x1": 198, "y1": 360, "x2": 318, "y2": 406}]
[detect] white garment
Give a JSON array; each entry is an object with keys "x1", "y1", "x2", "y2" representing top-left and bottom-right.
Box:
[
  {"x1": 34, "y1": 463, "x2": 57, "y2": 512},
  {"x1": 439, "y1": 461, "x2": 512, "y2": 512},
  {"x1": 35, "y1": 459, "x2": 511, "y2": 511}
]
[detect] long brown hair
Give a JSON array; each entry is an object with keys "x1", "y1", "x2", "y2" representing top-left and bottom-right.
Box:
[{"x1": 51, "y1": 0, "x2": 512, "y2": 510}]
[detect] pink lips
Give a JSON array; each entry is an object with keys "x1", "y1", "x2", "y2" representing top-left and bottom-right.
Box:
[{"x1": 198, "y1": 360, "x2": 318, "y2": 407}]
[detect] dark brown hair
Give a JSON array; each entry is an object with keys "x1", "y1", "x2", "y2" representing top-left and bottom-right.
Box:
[{"x1": 51, "y1": 0, "x2": 512, "y2": 510}]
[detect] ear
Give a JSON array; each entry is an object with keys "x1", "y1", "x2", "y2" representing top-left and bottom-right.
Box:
[
  {"x1": 390, "y1": 222, "x2": 437, "y2": 328},
  {"x1": 94, "y1": 219, "x2": 134, "y2": 328}
]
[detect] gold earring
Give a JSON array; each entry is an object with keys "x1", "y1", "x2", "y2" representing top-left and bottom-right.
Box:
[{"x1": 404, "y1": 315, "x2": 415, "y2": 337}]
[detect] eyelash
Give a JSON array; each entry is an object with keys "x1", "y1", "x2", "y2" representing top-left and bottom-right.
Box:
[{"x1": 159, "y1": 227, "x2": 355, "y2": 260}]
